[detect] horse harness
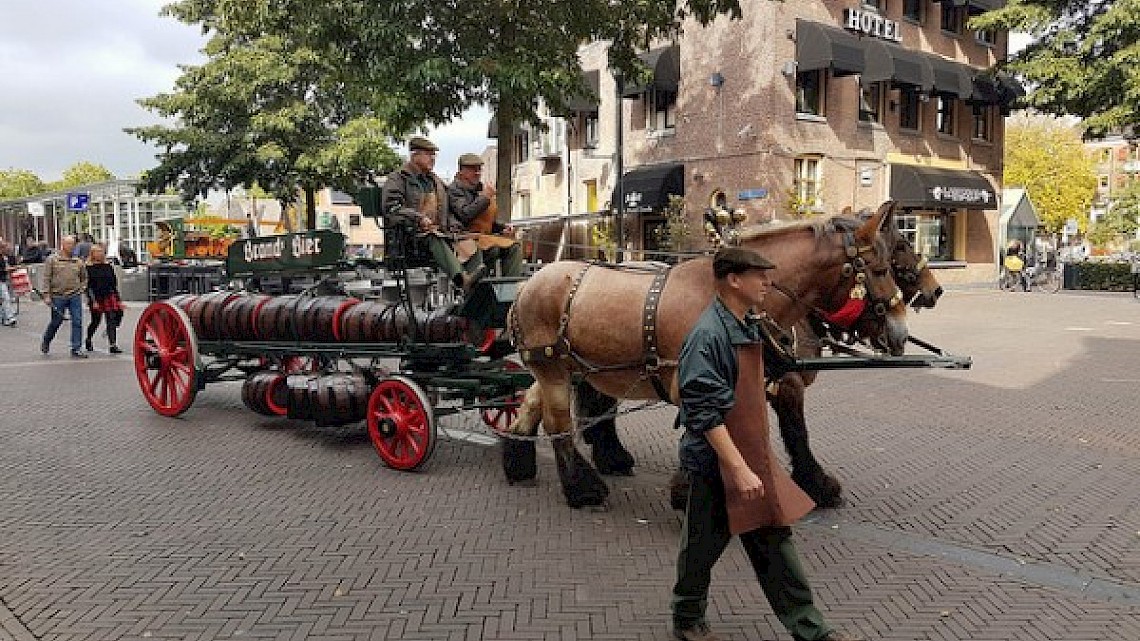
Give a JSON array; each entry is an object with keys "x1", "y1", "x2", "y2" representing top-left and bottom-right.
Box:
[
  {"x1": 774, "y1": 225, "x2": 902, "y2": 330},
  {"x1": 514, "y1": 261, "x2": 676, "y2": 401}
]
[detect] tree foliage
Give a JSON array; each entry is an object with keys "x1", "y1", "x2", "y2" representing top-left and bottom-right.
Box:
[
  {"x1": 1088, "y1": 179, "x2": 1140, "y2": 246},
  {"x1": 1003, "y1": 114, "x2": 1098, "y2": 233},
  {"x1": 51, "y1": 162, "x2": 115, "y2": 190},
  {"x1": 130, "y1": 1, "x2": 403, "y2": 229},
  {"x1": 0, "y1": 169, "x2": 46, "y2": 199},
  {"x1": 137, "y1": 0, "x2": 745, "y2": 223},
  {"x1": 973, "y1": 0, "x2": 1140, "y2": 137}
]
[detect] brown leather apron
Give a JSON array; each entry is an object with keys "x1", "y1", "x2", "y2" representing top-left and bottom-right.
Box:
[{"x1": 718, "y1": 343, "x2": 816, "y2": 534}]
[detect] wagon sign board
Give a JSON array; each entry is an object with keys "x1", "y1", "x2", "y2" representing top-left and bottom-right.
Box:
[{"x1": 226, "y1": 230, "x2": 346, "y2": 277}]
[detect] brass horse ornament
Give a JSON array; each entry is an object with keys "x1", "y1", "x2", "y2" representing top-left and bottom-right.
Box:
[{"x1": 504, "y1": 204, "x2": 907, "y2": 508}]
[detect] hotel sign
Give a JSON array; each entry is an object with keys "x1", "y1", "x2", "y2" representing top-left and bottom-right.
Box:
[{"x1": 843, "y1": 8, "x2": 903, "y2": 43}]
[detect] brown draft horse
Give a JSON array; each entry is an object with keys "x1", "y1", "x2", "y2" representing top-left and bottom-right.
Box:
[
  {"x1": 638, "y1": 207, "x2": 948, "y2": 506},
  {"x1": 504, "y1": 204, "x2": 907, "y2": 508},
  {"x1": 580, "y1": 203, "x2": 945, "y2": 508}
]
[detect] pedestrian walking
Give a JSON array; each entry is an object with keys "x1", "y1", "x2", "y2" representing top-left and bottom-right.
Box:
[
  {"x1": 0, "y1": 240, "x2": 17, "y2": 326},
  {"x1": 84, "y1": 244, "x2": 124, "y2": 354},
  {"x1": 670, "y1": 246, "x2": 859, "y2": 641},
  {"x1": 41, "y1": 235, "x2": 89, "y2": 358}
]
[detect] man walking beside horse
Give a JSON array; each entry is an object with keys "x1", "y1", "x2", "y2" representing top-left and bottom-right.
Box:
[{"x1": 671, "y1": 246, "x2": 859, "y2": 641}]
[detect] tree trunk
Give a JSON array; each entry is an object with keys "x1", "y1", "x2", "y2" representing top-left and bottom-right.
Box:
[
  {"x1": 304, "y1": 186, "x2": 317, "y2": 231},
  {"x1": 495, "y1": 100, "x2": 515, "y2": 222}
]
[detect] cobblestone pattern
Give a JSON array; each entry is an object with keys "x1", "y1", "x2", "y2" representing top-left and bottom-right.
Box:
[{"x1": 1, "y1": 291, "x2": 1138, "y2": 640}]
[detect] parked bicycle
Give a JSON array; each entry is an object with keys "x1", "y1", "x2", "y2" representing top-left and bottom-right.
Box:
[{"x1": 999, "y1": 255, "x2": 1061, "y2": 293}]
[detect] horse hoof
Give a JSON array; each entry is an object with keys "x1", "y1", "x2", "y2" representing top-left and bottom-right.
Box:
[{"x1": 502, "y1": 439, "x2": 538, "y2": 482}]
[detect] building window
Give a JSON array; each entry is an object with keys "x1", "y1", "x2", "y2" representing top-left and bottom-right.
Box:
[
  {"x1": 584, "y1": 113, "x2": 600, "y2": 149},
  {"x1": 941, "y1": 3, "x2": 964, "y2": 34},
  {"x1": 971, "y1": 104, "x2": 991, "y2": 141},
  {"x1": 796, "y1": 70, "x2": 825, "y2": 116},
  {"x1": 1098, "y1": 175, "x2": 1110, "y2": 191},
  {"x1": 794, "y1": 156, "x2": 823, "y2": 211},
  {"x1": 517, "y1": 192, "x2": 532, "y2": 218},
  {"x1": 936, "y1": 96, "x2": 956, "y2": 135},
  {"x1": 349, "y1": 214, "x2": 362, "y2": 227},
  {"x1": 903, "y1": 0, "x2": 922, "y2": 22},
  {"x1": 897, "y1": 212, "x2": 917, "y2": 246},
  {"x1": 975, "y1": 29, "x2": 995, "y2": 46},
  {"x1": 917, "y1": 211, "x2": 955, "y2": 261},
  {"x1": 862, "y1": 0, "x2": 884, "y2": 9},
  {"x1": 899, "y1": 87, "x2": 922, "y2": 130},
  {"x1": 514, "y1": 130, "x2": 532, "y2": 163},
  {"x1": 859, "y1": 81, "x2": 884, "y2": 123},
  {"x1": 646, "y1": 87, "x2": 677, "y2": 131}
]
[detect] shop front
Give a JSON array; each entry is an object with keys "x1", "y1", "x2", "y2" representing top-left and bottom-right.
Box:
[
  {"x1": 619, "y1": 163, "x2": 685, "y2": 259},
  {"x1": 889, "y1": 164, "x2": 998, "y2": 281}
]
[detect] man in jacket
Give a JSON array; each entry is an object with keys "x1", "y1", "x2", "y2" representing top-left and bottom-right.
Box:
[
  {"x1": 40, "y1": 235, "x2": 89, "y2": 358},
  {"x1": 0, "y1": 240, "x2": 16, "y2": 326},
  {"x1": 382, "y1": 136, "x2": 485, "y2": 292},
  {"x1": 448, "y1": 153, "x2": 523, "y2": 277},
  {"x1": 671, "y1": 247, "x2": 858, "y2": 641}
]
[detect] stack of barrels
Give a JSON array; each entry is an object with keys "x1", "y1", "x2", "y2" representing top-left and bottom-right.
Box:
[
  {"x1": 165, "y1": 292, "x2": 468, "y2": 343},
  {"x1": 165, "y1": 292, "x2": 469, "y2": 425}
]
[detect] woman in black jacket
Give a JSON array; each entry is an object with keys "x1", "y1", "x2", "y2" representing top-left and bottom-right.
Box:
[{"x1": 85, "y1": 244, "x2": 124, "y2": 353}]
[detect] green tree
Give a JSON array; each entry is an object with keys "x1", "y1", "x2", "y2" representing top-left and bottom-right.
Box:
[
  {"x1": 131, "y1": 4, "x2": 403, "y2": 229},
  {"x1": 1004, "y1": 114, "x2": 1098, "y2": 233},
  {"x1": 0, "y1": 169, "x2": 46, "y2": 199},
  {"x1": 973, "y1": 0, "x2": 1140, "y2": 137},
  {"x1": 1089, "y1": 179, "x2": 1140, "y2": 247},
  {"x1": 52, "y1": 161, "x2": 115, "y2": 190},
  {"x1": 151, "y1": 0, "x2": 745, "y2": 222}
]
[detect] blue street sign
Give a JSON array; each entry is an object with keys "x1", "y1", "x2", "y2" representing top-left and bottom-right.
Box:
[
  {"x1": 737, "y1": 188, "x2": 769, "y2": 201},
  {"x1": 67, "y1": 193, "x2": 90, "y2": 211}
]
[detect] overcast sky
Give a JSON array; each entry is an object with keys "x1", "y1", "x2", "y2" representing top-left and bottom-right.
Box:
[{"x1": 0, "y1": 0, "x2": 490, "y2": 185}]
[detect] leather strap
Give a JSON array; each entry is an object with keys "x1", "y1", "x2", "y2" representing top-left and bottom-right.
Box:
[{"x1": 642, "y1": 267, "x2": 671, "y2": 401}]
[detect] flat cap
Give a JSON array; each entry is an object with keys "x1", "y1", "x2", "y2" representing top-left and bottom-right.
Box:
[
  {"x1": 408, "y1": 136, "x2": 439, "y2": 152},
  {"x1": 458, "y1": 153, "x2": 484, "y2": 167},
  {"x1": 713, "y1": 246, "x2": 775, "y2": 278}
]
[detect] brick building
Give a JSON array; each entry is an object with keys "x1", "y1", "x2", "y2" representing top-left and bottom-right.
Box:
[
  {"x1": 502, "y1": 0, "x2": 1019, "y2": 282},
  {"x1": 1085, "y1": 135, "x2": 1140, "y2": 224}
]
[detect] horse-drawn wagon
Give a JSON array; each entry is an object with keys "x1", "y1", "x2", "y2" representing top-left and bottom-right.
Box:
[
  {"x1": 133, "y1": 227, "x2": 531, "y2": 471},
  {"x1": 133, "y1": 202, "x2": 970, "y2": 500}
]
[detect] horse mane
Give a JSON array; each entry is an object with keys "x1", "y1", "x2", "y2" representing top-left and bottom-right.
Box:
[{"x1": 735, "y1": 216, "x2": 859, "y2": 243}]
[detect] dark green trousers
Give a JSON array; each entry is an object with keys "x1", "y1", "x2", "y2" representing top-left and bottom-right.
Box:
[
  {"x1": 672, "y1": 472, "x2": 832, "y2": 641},
  {"x1": 483, "y1": 243, "x2": 524, "y2": 277},
  {"x1": 425, "y1": 235, "x2": 483, "y2": 281}
]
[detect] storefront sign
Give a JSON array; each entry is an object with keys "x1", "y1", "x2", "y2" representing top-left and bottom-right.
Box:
[
  {"x1": 843, "y1": 8, "x2": 903, "y2": 43},
  {"x1": 226, "y1": 230, "x2": 345, "y2": 277},
  {"x1": 930, "y1": 185, "x2": 993, "y2": 205}
]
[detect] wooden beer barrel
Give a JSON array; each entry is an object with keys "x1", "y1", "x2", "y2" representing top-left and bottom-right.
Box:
[
  {"x1": 310, "y1": 373, "x2": 370, "y2": 427},
  {"x1": 186, "y1": 291, "x2": 241, "y2": 340},
  {"x1": 220, "y1": 293, "x2": 271, "y2": 341},
  {"x1": 166, "y1": 294, "x2": 197, "y2": 316},
  {"x1": 284, "y1": 373, "x2": 321, "y2": 420},
  {"x1": 338, "y1": 301, "x2": 412, "y2": 343},
  {"x1": 256, "y1": 295, "x2": 301, "y2": 341},
  {"x1": 294, "y1": 296, "x2": 360, "y2": 342},
  {"x1": 418, "y1": 308, "x2": 468, "y2": 343},
  {"x1": 241, "y1": 371, "x2": 282, "y2": 416}
]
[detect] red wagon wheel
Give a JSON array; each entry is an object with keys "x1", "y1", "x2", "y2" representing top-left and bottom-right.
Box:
[
  {"x1": 481, "y1": 358, "x2": 525, "y2": 435},
  {"x1": 134, "y1": 301, "x2": 201, "y2": 417},
  {"x1": 367, "y1": 376, "x2": 437, "y2": 471}
]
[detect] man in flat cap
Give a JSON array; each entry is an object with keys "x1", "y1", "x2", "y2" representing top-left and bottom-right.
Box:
[
  {"x1": 671, "y1": 246, "x2": 859, "y2": 641},
  {"x1": 382, "y1": 136, "x2": 486, "y2": 292},
  {"x1": 447, "y1": 153, "x2": 523, "y2": 277}
]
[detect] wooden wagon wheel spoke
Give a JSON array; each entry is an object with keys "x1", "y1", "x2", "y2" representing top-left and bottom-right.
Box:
[
  {"x1": 134, "y1": 301, "x2": 200, "y2": 417},
  {"x1": 367, "y1": 377, "x2": 437, "y2": 471}
]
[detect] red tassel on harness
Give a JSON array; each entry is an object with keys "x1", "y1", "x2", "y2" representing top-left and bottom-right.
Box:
[{"x1": 822, "y1": 297, "x2": 866, "y2": 328}]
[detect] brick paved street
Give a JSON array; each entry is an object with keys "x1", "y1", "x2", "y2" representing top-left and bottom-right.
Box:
[{"x1": 2, "y1": 289, "x2": 1138, "y2": 641}]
